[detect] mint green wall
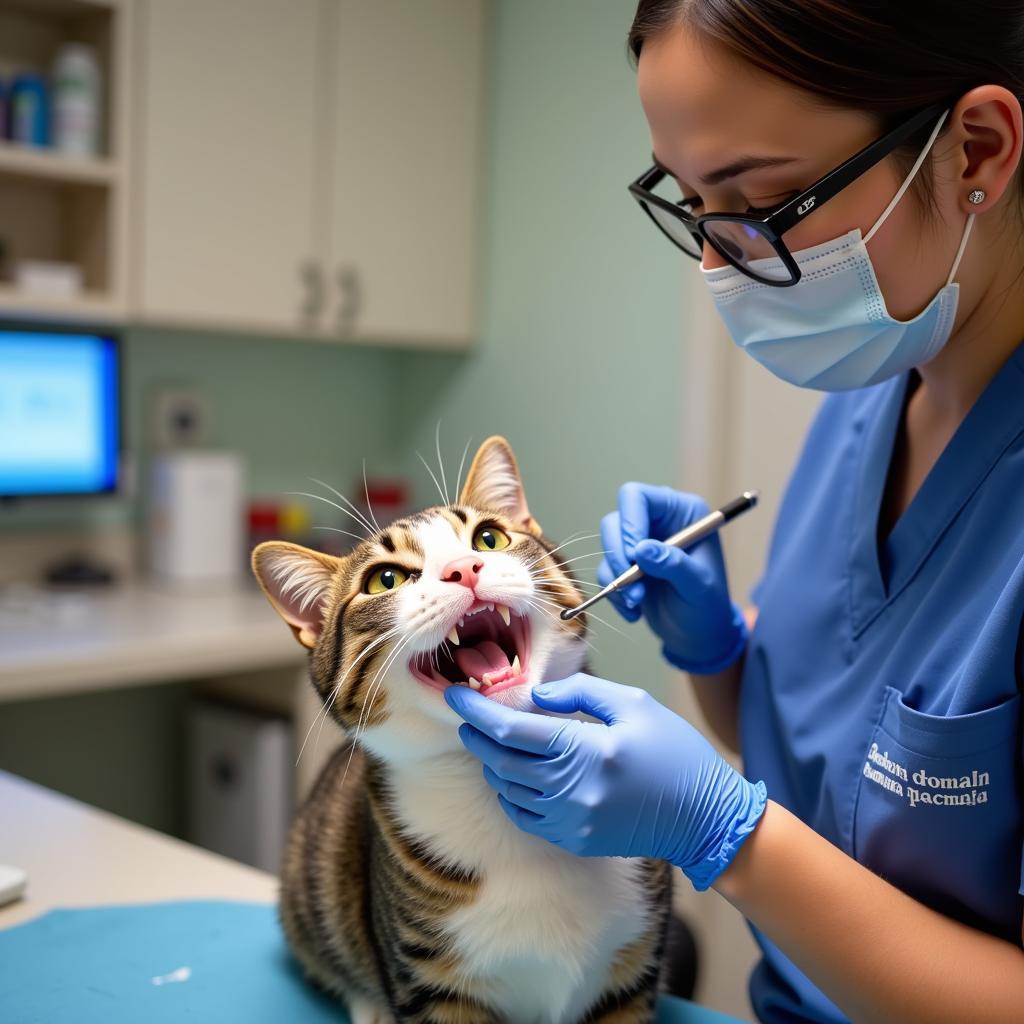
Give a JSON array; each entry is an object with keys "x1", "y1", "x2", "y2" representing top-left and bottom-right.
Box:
[
  {"x1": 0, "y1": 328, "x2": 404, "y2": 534},
  {"x1": 395, "y1": 0, "x2": 684, "y2": 696}
]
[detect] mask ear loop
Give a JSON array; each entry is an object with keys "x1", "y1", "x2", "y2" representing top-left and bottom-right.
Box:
[
  {"x1": 862, "y1": 106, "x2": 975, "y2": 286},
  {"x1": 864, "y1": 108, "x2": 950, "y2": 244},
  {"x1": 945, "y1": 212, "x2": 975, "y2": 285}
]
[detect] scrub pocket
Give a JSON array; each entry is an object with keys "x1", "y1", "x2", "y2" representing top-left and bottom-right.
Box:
[{"x1": 851, "y1": 685, "x2": 1022, "y2": 941}]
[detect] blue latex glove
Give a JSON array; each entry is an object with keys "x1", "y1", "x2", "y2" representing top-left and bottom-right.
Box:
[
  {"x1": 444, "y1": 673, "x2": 767, "y2": 891},
  {"x1": 598, "y1": 483, "x2": 748, "y2": 675}
]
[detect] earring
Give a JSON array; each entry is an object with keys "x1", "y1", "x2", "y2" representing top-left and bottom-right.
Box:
[{"x1": 968, "y1": 189, "x2": 986, "y2": 205}]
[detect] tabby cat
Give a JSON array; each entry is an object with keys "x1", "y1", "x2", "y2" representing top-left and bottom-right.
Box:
[{"x1": 252, "y1": 436, "x2": 672, "y2": 1024}]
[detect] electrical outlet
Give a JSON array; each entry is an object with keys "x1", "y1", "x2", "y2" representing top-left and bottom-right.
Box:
[{"x1": 151, "y1": 387, "x2": 208, "y2": 449}]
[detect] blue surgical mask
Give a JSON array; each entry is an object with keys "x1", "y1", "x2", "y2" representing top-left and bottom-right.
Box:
[{"x1": 701, "y1": 111, "x2": 976, "y2": 391}]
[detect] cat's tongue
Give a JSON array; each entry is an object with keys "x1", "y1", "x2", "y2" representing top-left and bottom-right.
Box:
[{"x1": 454, "y1": 640, "x2": 510, "y2": 683}]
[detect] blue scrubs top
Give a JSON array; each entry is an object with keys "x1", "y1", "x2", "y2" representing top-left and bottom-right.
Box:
[{"x1": 740, "y1": 340, "x2": 1024, "y2": 1024}]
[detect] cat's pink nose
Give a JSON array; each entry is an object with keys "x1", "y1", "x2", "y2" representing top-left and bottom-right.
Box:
[{"x1": 442, "y1": 556, "x2": 484, "y2": 590}]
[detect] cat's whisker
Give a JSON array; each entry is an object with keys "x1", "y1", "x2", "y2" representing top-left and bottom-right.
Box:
[
  {"x1": 299, "y1": 629, "x2": 403, "y2": 766},
  {"x1": 315, "y1": 627, "x2": 405, "y2": 739},
  {"x1": 346, "y1": 617, "x2": 428, "y2": 746},
  {"x1": 539, "y1": 577, "x2": 605, "y2": 591},
  {"x1": 349, "y1": 632, "x2": 417, "y2": 754},
  {"x1": 338, "y1": 632, "x2": 417, "y2": 793},
  {"x1": 453, "y1": 435, "x2": 473, "y2": 503},
  {"x1": 362, "y1": 458, "x2": 383, "y2": 534},
  {"x1": 348, "y1": 610, "x2": 436, "y2": 749},
  {"x1": 516, "y1": 596, "x2": 605, "y2": 662},
  {"x1": 525, "y1": 590, "x2": 637, "y2": 643},
  {"x1": 415, "y1": 450, "x2": 448, "y2": 506},
  {"x1": 546, "y1": 551, "x2": 609, "y2": 566},
  {"x1": 296, "y1": 625, "x2": 404, "y2": 766},
  {"x1": 521, "y1": 533, "x2": 602, "y2": 570},
  {"x1": 286, "y1": 490, "x2": 373, "y2": 536},
  {"x1": 312, "y1": 525, "x2": 371, "y2": 545},
  {"x1": 517, "y1": 592, "x2": 571, "y2": 620},
  {"x1": 520, "y1": 597, "x2": 604, "y2": 660},
  {"x1": 338, "y1": 630, "x2": 418, "y2": 789},
  {"x1": 434, "y1": 420, "x2": 451, "y2": 506},
  {"x1": 528, "y1": 569, "x2": 605, "y2": 590},
  {"x1": 308, "y1": 477, "x2": 379, "y2": 536},
  {"x1": 520, "y1": 540, "x2": 598, "y2": 573},
  {"x1": 569, "y1": 606, "x2": 637, "y2": 643}
]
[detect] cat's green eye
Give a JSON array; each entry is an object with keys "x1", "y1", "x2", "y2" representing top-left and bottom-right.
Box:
[
  {"x1": 472, "y1": 526, "x2": 511, "y2": 552},
  {"x1": 365, "y1": 566, "x2": 409, "y2": 595}
]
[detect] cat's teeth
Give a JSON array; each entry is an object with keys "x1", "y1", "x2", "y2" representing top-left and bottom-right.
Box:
[
  {"x1": 458, "y1": 617, "x2": 465, "y2": 627},
  {"x1": 512, "y1": 654, "x2": 521, "y2": 675},
  {"x1": 447, "y1": 627, "x2": 460, "y2": 646},
  {"x1": 496, "y1": 603, "x2": 511, "y2": 627},
  {"x1": 468, "y1": 677, "x2": 481, "y2": 690},
  {"x1": 487, "y1": 602, "x2": 494, "y2": 612}
]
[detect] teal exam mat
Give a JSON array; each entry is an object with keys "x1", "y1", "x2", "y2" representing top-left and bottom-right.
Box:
[{"x1": 0, "y1": 900, "x2": 742, "y2": 1023}]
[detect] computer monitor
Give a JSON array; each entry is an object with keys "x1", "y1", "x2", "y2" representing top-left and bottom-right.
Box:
[{"x1": 0, "y1": 326, "x2": 120, "y2": 498}]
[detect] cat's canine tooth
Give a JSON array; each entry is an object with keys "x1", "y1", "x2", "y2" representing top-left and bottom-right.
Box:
[
  {"x1": 487, "y1": 602, "x2": 494, "y2": 612},
  {"x1": 468, "y1": 677, "x2": 481, "y2": 689},
  {"x1": 512, "y1": 654, "x2": 521, "y2": 675},
  {"x1": 496, "y1": 603, "x2": 511, "y2": 627},
  {"x1": 458, "y1": 617, "x2": 465, "y2": 627},
  {"x1": 447, "y1": 626, "x2": 460, "y2": 646}
]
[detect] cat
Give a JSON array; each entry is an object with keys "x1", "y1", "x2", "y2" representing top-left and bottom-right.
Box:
[{"x1": 252, "y1": 436, "x2": 673, "y2": 1024}]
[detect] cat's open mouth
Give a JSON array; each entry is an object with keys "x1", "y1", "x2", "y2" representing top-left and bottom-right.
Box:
[{"x1": 409, "y1": 600, "x2": 531, "y2": 699}]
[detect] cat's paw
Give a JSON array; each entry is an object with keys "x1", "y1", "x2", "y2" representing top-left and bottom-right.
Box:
[{"x1": 346, "y1": 993, "x2": 395, "y2": 1024}]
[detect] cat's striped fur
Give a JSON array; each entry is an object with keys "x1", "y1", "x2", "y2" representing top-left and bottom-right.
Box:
[{"x1": 253, "y1": 437, "x2": 673, "y2": 1024}]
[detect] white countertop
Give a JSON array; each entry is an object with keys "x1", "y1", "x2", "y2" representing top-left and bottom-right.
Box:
[
  {"x1": 0, "y1": 770, "x2": 277, "y2": 932},
  {"x1": 0, "y1": 582, "x2": 305, "y2": 702}
]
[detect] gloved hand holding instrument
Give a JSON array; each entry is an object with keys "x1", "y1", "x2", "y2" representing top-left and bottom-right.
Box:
[
  {"x1": 589, "y1": 483, "x2": 754, "y2": 675},
  {"x1": 445, "y1": 484, "x2": 766, "y2": 890}
]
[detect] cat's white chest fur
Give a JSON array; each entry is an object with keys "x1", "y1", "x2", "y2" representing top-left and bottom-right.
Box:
[{"x1": 388, "y1": 755, "x2": 654, "y2": 1024}]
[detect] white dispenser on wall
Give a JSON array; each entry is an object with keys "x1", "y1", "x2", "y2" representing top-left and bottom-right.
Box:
[{"x1": 147, "y1": 451, "x2": 245, "y2": 587}]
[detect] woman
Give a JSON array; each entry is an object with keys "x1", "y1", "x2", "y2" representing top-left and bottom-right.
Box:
[{"x1": 443, "y1": 2, "x2": 1024, "y2": 1020}]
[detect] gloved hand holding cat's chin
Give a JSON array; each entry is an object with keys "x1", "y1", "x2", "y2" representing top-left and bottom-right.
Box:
[
  {"x1": 443, "y1": 673, "x2": 767, "y2": 891},
  {"x1": 600, "y1": 482, "x2": 748, "y2": 675}
]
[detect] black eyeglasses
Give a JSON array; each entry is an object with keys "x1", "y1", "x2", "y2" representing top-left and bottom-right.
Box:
[{"x1": 628, "y1": 100, "x2": 948, "y2": 287}]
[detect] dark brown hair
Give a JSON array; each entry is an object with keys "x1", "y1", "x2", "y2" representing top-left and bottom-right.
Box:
[{"x1": 628, "y1": 0, "x2": 1024, "y2": 211}]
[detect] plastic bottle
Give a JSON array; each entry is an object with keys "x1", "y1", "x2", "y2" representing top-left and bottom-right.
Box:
[
  {"x1": 9, "y1": 73, "x2": 49, "y2": 147},
  {"x1": 52, "y1": 43, "x2": 101, "y2": 156}
]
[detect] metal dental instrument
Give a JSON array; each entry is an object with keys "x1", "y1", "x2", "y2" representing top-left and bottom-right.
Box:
[{"x1": 560, "y1": 490, "x2": 759, "y2": 622}]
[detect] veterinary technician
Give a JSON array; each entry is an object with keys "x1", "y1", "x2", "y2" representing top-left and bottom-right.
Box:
[{"x1": 444, "y1": 2, "x2": 1024, "y2": 1020}]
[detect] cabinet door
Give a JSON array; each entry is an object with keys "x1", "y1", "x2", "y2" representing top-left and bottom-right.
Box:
[
  {"x1": 133, "y1": 0, "x2": 322, "y2": 333},
  {"x1": 326, "y1": 0, "x2": 487, "y2": 346}
]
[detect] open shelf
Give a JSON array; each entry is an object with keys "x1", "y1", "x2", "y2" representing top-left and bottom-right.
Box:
[
  {"x1": 0, "y1": 142, "x2": 119, "y2": 187},
  {"x1": 0, "y1": 0, "x2": 127, "y2": 320},
  {"x1": 0, "y1": 282, "x2": 121, "y2": 320}
]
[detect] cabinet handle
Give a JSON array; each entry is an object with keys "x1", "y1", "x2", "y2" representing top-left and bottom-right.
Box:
[
  {"x1": 335, "y1": 264, "x2": 363, "y2": 337},
  {"x1": 299, "y1": 260, "x2": 325, "y2": 326}
]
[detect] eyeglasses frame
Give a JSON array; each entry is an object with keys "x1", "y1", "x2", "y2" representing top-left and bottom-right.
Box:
[{"x1": 628, "y1": 99, "x2": 950, "y2": 287}]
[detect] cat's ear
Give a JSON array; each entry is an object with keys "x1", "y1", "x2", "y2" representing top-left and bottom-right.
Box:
[
  {"x1": 252, "y1": 541, "x2": 341, "y2": 649},
  {"x1": 459, "y1": 436, "x2": 543, "y2": 537}
]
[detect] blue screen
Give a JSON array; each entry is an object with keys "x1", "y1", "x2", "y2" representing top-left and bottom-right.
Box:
[{"x1": 0, "y1": 330, "x2": 119, "y2": 497}]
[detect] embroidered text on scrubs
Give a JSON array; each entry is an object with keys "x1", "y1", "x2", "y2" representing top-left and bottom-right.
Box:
[
  {"x1": 866, "y1": 744, "x2": 908, "y2": 781},
  {"x1": 861, "y1": 742, "x2": 992, "y2": 808}
]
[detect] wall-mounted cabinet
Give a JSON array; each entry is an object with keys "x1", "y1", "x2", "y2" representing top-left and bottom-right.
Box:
[
  {"x1": 0, "y1": 0, "x2": 131, "y2": 318},
  {"x1": 131, "y1": 0, "x2": 322, "y2": 337},
  {"x1": 131, "y1": 0, "x2": 487, "y2": 349},
  {"x1": 326, "y1": 0, "x2": 486, "y2": 346},
  {"x1": 0, "y1": 0, "x2": 487, "y2": 351}
]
